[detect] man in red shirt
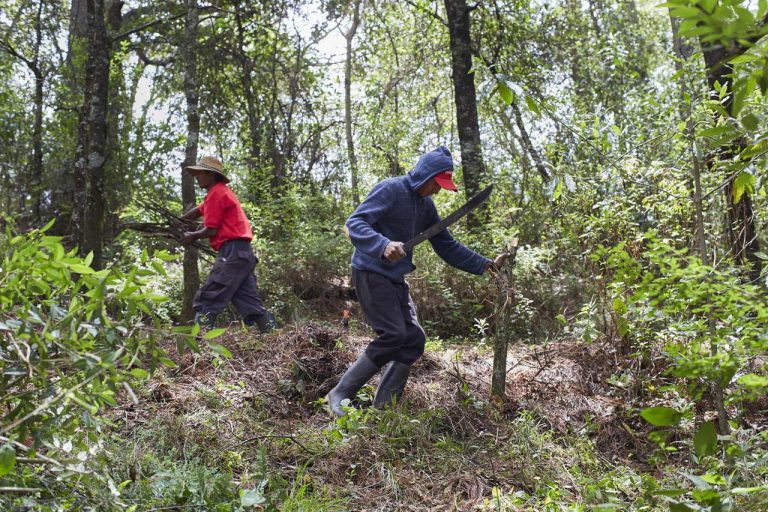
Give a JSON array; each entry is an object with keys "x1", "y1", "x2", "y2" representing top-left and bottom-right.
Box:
[{"x1": 180, "y1": 156, "x2": 275, "y2": 332}]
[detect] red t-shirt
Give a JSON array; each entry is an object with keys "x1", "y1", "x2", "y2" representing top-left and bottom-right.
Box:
[{"x1": 198, "y1": 182, "x2": 253, "y2": 251}]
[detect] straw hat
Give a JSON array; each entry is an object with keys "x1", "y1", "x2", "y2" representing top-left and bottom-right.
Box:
[{"x1": 184, "y1": 156, "x2": 230, "y2": 183}]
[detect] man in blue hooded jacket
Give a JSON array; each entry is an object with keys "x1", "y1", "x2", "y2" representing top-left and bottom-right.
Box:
[{"x1": 326, "y1": 146, "x2": 509, "y2": 416}]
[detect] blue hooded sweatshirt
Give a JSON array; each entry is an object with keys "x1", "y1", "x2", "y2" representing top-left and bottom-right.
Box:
[{"x1": 346, "y1": 146, "x2": 491, "y2": 282}]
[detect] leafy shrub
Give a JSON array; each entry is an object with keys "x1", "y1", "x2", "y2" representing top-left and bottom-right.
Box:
[
  {"x1": 603, "y1": 232, "x2": 768, "y2": 509},
  {"x1": 0, "y1": 220, "x2": 197, "y2": 508}
]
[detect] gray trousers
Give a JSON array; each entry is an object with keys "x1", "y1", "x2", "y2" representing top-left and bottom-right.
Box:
[
  {"x1": 193, "y1": 239, "x2": 268, "y2": 322},
  {"x1": 352, "y1": 268, "x2": 426, "y2": 367}
]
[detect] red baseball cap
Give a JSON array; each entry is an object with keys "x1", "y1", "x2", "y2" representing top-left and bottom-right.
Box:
[{"x1": 434, "y1": 171, "x2": 458, "y2": 192}]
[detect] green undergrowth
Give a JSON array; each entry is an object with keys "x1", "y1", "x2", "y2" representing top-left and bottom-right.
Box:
[
  {"x1": 10, "y1": 342, "x2": 766, "y2": 510},
  {"x1": 88, "y1": 369, "x2": 660, "y2": 511}
]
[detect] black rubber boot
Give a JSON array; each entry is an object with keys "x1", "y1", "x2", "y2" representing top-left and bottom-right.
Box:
[
  {"x1": 325, "y1": 353, "x2": 380, "y2": 417},
  {"x1": 247, "y1": 312, "x2": 276, "y2": 333},
  {"x1": 193, "y1": 311, "x2": 217, "y2": 329},
  {"x1": 373, "y1": 362, "x2": 411, "y2": 409}
]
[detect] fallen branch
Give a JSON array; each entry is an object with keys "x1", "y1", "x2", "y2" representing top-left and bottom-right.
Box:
[
  {"x1": 119, "y1": 200, "x2": 215, "y2": 257},
  {"x1": 236, "y1": 434, "x2": 316, "y2": 455},
  {"x1": 0, "y1": 487, "x2": 43, "y2": 494}
]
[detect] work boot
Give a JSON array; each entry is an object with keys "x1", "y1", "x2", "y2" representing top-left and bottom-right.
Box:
[
  {"x1": 325, "y1": 353, "x2": 380, "y2": 417},
  {"x1": 373, "y1": 361, "x2": 411, "y2": 409},
  {"x1": 246, "y1": 312, "x2": 276, "y2": 333},
  {"x1": 193, "y1": 311, "x2": 217, "y2": 329}
]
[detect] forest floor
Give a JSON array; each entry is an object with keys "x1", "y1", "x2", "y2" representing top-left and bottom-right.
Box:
[{"x1": 107, "y1": 321, "x2": 660, "y2": 511}]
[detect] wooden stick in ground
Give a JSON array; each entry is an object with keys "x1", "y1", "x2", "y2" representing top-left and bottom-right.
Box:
[{"x1": 491, "y1": 239, "x2": 519, "y2": 400}]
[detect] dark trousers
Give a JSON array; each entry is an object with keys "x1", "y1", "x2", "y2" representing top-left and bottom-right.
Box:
[
  {"x1": 352, "y1": 268, "x2": 426, "y2": 367},
  {"x1": 194, "y1": 239, "x2": 268, "y2": 322}
]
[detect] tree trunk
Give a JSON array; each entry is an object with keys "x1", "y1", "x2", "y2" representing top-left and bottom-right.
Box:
[
  {"x1": 671, "y1": 14, "x2": 729, "y2": 434},
  {"x1": 78, "y1": 0, "x2": 110, "y2": 269},
  {"x1": 669, "y1": 16, "x2": 705, "y2": 259},
  {"x1": 444, "y1": 0, "x2": 485, "y2": 224},
  {"x1": 234, "y1": 0, "x2": 261, "y2": 170},
  {"x1": 701, "y1": 38, "x2": 761, "y2": 281},
  {"x1": 344, "y1": 0, "x2": 362, "y2": 206},
  {"x1": 509, "y1": 101, "x2": 550, "y2": 183},
  {"x1": 181, "y1": 0, "x2": 201, "y2": 323},
  {"x1": 30, "y1": 0, "x2": 44, "y2": 223},
  {"x1": 67, "y1": 0, "x2": 89, "y2": 241}
]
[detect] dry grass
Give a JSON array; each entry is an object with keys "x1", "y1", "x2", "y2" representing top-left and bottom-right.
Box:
[{"x1": 109, "y1": 322, "x2": 653, "y2": 510}]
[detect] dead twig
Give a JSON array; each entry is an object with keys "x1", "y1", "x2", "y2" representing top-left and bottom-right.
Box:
[
  {"x1": 119, "y1": 199, "x2": 215, "y2": 257},
  {"x1": 0, "y1": 487, "x2": 43, "y2": 493},
  {"x1": 236, "y1": 434, "x2": 316, "y2": 455}
]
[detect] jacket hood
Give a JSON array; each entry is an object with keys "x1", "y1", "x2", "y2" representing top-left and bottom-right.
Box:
[{"x1": 405, "y1": 146, "x2": 454, "y2": 191}]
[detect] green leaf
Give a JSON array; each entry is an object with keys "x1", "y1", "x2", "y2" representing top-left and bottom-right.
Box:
[
  {"x1": 151, "y1": 261, "x2": 168, "y2": 277},
  {"x1": 694, "y1": 421, "x2": 717, "y2": 458},
  {"x1": 732, "y1": 77, "x2": 756, "y2": 117},
  {"x1": 684, "y1": 25, "x2": 714, "y2": 37},
  {"x1": 241, "y1": 488, "x2": 266, "y2": 506},
  {"x1": 732, "y1": 172, "x2": 756, "y2": 204},
  {"x1": 692, "y1": 488, "x2": 719, "y2": 502},
  {"x1": 719, "y1": 365, "x2": 737, "y2": 388},
  {"x1": 698, "y1": 125, "x2": 732, "y2": 138},
  {"x1": 670, "y1": 504, "x2": 696, "y2": 512},
  {"x1": 738, "y1": 373, "x2": 768, "y2": 387},
  {"x1": 68, "y1": 263, "x2": 95, "y2": 274},
  {"x1": 159, "y1": 357, "x2": 178, "y2": 368},
  {"x1": 593, "y1": 505, "x2": 621, "y2": 511},
  {"x1": 209, "y1": 343, "x2": 233, "y2": 359},
  {"x1": 130, "y1": 368, "x2": 150, "y2": 379},
  {"x1": 700, "y1": 473, "x2": 726, "y2": 485},
  {"x1": 640, "y1": 406, "x2": 682, "y2": 426},
  {"x1": 731, "y1": 485, "x2": 768, "y2": 494},
  {"x1": 734, "y1": 6, "x2": 755, "y2": 25},
  {"x1": 678, "y1": 18, "x2": 699, "y2": 36},
  {"x1": 0, "y1": 444, "x2": 16, "y2": 477},
  {"x1": 154, "y1": 250, "x2": 177, "y2": 262},
  {"x1": 741, "y1": 113, "x2": 759, "y2": 131},
  {"x1": 612, "y1": 298, "x2": 627, "y2": 315},
  {"x1": 653, "y1": 489, "x2": 688, "y2": 497},
  {"x1": 670, "y1": 6, "x2": 702, "y2": 18},
  {"x1": 684, "y1": 473, "x2": 712, "y2": 490},
  {"x1": 496, "y1": 79, "x2": 516, "y2": 105},
  {"x1": 525, "y1": 95, "x2": 540, "y2": 116},
  {"x1": 203, "y1": 328, "x2": 226, "y2": 339},
  {"x1": 700, "y1": 0, "x2": 716, "y2": 13},
  {"x1": 40, "y1": 218, "x2": 56, "y2": 233},
  {"x1": 730, "y1": 54, "x2": 760, "y2": 65}
]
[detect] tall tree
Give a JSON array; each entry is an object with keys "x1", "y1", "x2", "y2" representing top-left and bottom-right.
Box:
[
  {"x1": 181, "y1": 0, "x2": 201, "y2": 322},
  {"x1": 343, "y1": 0, "x2": 363, "y2": 206},
  {"x1": 233, "y1": 0, "x2": 263, "y2": 172},
  {"x1": 0, "y1": 1, "x2": 51, "y2": 224},
  {"x1": 75, "y1": 0, "x2": 110, "y2": 268},
  {"x1": 444, "y1": 0, "x2": 485, "y2": 214},
  {"x1": 700, "y1": 35, "x2": 762, "y2": 280}
]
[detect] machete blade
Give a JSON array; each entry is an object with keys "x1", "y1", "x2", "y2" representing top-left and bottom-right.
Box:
[{"x1": 403, "y1": 184, "x2": 493, "y2": 252}]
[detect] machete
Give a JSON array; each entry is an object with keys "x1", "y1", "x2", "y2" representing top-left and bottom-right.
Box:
[{"x1": 402, "y1": 184, "x2": 493, "y2": 252}]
